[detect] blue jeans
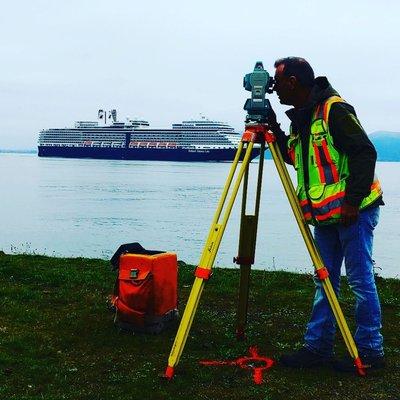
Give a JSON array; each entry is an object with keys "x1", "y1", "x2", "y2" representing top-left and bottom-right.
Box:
[{"x1": 304, "y1": 206, "x2": 384, "y2": 357}]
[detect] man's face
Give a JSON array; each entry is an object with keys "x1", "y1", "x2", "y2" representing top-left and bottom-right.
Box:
[{"x1": 273, "y1": 64, "x2": 296, "y2": 106}]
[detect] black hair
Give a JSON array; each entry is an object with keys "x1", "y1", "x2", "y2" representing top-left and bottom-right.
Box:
[{"x1": 274, "y1": 57, "x2": 315, "y2": 88}]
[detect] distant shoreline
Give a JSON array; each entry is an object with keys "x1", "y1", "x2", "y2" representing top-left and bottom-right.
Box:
[{"x1": 0, "y1": 149, "x2": 36, "y2": 154}]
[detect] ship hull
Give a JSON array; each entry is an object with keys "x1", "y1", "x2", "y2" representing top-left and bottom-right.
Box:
[{"x1": 37, "y1": 146, "x2": 260, "y2": 162}]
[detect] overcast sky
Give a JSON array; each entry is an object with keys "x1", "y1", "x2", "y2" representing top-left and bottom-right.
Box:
[{"x1": 0, "y1": 0, "x2": 399, "y2": 149}]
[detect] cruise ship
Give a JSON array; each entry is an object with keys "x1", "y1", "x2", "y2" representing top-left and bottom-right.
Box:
[{"x1": 38, "y1": 109, "x2": 259, "y2": 162}]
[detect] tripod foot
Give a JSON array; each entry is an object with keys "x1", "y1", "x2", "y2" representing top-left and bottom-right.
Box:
[
  {"x1": 162, "y1": 366, "x2": 175, "y2": 380},
  {"x1": 354, "y1": 357, "x2": 367, "y2": 376}
]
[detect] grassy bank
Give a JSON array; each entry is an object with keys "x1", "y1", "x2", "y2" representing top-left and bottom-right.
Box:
[{"x1": 0, "y1": 253, "x2": 399, "y2": 400}]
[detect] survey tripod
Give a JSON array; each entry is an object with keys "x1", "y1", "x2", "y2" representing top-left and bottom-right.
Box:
[{"x1": 164, "y1": 63, "x2": 367, "y2": 379}]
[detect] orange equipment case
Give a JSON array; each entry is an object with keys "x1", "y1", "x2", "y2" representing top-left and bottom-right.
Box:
[{"x1": 110, "y1": 243, "x2": 178, "y2": 333}]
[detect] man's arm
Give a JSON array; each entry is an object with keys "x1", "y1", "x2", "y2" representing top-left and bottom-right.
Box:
[
  {"x1": 328, "y1": 102, "x2": 378, "y2": 224},
  {"x1": 267, "y1": 108, "x2": 292, "y2": 164}
]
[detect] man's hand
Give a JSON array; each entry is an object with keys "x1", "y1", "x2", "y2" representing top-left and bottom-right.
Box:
[
  {"x1": 340, "y1": 202, "x2": 359, "y2": 226},
  {"x1": 267, "y1": 106, "x2": 285, "y2": 138},
  {"x1": 267, "y1": 106, "x2": 278, "y2": 128}
]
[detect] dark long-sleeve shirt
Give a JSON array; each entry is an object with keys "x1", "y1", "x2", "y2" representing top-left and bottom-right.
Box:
[{"x1": 271, "y1": 77, "x2": 383, "y2": 208}]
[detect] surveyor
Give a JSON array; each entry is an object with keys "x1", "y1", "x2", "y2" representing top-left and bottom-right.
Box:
[{"x1": 267, "y1": 57, "x2": 385, "y2": 371}]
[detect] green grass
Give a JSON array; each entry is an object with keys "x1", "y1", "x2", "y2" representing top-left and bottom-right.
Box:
[{"x1": 0, "y1": 252, "x2": 399, "y2": 400}]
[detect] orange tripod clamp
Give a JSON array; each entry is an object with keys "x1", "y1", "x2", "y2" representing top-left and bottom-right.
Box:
[{"x1": 241, "y1": 124, "x2": 276, "y2": 144}]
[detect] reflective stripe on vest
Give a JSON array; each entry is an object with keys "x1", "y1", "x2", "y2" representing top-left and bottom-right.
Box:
[
  {"x1": 299, "y1": 198, "x2": 312, "y2": 221},
  {"x1": 288, "y1": 96, "x2": 383, "y2": 225}
]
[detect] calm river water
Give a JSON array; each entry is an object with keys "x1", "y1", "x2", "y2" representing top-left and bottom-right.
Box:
[{"x1": 1, "y1": 153, "x2": 398, "y2": 278}]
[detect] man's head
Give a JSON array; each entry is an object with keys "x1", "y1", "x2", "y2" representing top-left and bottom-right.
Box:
[{"x1": 273, "y1": 57, "x2": 315, "y2": 107}]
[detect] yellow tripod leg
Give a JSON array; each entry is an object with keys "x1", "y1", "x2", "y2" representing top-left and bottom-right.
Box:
[
  {"x1": 164, "y1": 142, "x2": 255, "y2": 379},
  {"x1": 268, "y1": 138, "x2": 365, "y2": 375}
]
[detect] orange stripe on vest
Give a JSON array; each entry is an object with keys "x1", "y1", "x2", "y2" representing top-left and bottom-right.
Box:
[
  {"x1": 311, "y1": 191, "x2": 345, "y2": 208},
  {"x1": 313, "y1": 143, "x2": 326, "y2": 184},
  {"x1": 321, "y1": 140, "x2": 339, "y2": 183},
  {"x1": 315, "y1": 207, "x2": 342, "y2": 221}
]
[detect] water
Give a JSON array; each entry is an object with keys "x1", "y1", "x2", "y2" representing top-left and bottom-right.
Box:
[{"x1": 1, "y1": 153, "x2": 399, "y2": 278}]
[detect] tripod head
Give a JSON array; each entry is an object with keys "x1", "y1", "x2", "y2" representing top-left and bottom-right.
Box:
[{"x1": 243, "y1": 62, "x2": 274, "y2": 124}]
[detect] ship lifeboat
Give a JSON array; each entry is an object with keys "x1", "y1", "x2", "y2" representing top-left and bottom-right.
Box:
[
  {"x1": 83, "y1": 140, "x2": 93, "y2": 146},
  {"x1": 129, "y1": 141, "x2": 138, "y2": 148},
  {"x1": 157, "y1": 142, "x2": 167, "y2": 148}
]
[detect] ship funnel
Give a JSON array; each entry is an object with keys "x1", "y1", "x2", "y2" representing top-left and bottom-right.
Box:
[{"x1": 111, "y1": 109, "x2": 117, "y2": 122}]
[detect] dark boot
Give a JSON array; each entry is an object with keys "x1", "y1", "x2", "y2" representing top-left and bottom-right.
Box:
[
  {"x1": 333, "y1": 354, "x2": 385, "y2": 373},
  {"x1": 280, "y1": 347, "x2": 333, "y2": 368}
]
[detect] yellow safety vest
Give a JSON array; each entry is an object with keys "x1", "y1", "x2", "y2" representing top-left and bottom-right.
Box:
[{"x1": 287, "y1": 96, "x2": 382, "y2": 225}]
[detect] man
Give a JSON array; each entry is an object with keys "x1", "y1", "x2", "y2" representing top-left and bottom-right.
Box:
[{"x1": 268, "y1": 57, "x2": 384, "y2": 371}]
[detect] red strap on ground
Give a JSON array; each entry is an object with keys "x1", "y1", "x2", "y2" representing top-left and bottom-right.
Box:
[
  {"x1": 194, "y1": 267, "x2": 213, "y2": 280},
  {"x1": 316, "y1": 267, "x2": 329, "y2": 280},
  {"x1": 199, "y1": 346, "x2": 274, "y2": 385}
]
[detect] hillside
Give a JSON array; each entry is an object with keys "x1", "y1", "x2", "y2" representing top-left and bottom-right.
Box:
[{"x1": 369, "y1": 131, "x2": 400, "y2": 161}]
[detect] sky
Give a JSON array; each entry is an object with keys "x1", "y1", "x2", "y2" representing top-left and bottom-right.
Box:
[{"x1": 0, "y1": 0, "x2": 399, "y2": 149}]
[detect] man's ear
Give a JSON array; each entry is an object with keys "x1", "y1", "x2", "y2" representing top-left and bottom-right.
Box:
[{"x1": 288, "y1": 76, "x2": 297, "y2": 89}]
